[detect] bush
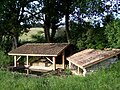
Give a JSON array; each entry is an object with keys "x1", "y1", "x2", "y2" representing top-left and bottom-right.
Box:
[
  {"x1": 31, "y1": 31, "x2": 46, "y2": 43},
  {"x1": 76, "y1": 28, "x2": 106, "y2": 50},
  {"x1": 69, "y1": 21, "x2": 107, "y2": 51},
  {"x1": 0, "y1": 50, "x2": 11, "y2": 68},
  {"x1": 105, "y1": 19, "x2": 120, "y2": 48}
]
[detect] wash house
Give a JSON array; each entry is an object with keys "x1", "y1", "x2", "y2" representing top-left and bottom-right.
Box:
[
  {"x1": 67, "y1": 49, "x2": 120, "y2": 76},
  {"x1": 8, "y1": 43, "x2": 69, "y2": 72}
]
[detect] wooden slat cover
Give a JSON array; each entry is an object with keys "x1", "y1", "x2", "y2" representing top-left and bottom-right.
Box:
[
  {"x1": 67, "y1": 49, "x2": 120, "y2": 68},
  {"x1": 8, "y1": 43, "x2": 69, "y2": 56}
]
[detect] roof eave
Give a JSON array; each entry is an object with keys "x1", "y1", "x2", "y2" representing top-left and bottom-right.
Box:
[{"x1": 8, "y1": 53, "x2": 57, "y2": 57}]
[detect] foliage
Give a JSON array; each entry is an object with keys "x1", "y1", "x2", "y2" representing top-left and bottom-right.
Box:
[
  {"x1": 31, "y1": 31, "x2": 46, "y2": 43},
  {"x1": 30, "y1": 27, "x2": 67, "y2": 43},
  {"x1": 77, "y1": 28, "x2": 106, "y2": 50},
  {"x1": 0, "y1": 35, "x2": 13, "y2": 52},
  {"x1": 105, "y1": 19, "x2": 120, "y2": 48},
  {"x1": 69, "y1": 21, "x2": 107, "y2": 51},
  {"x1": 0, "y1": 60, "x2": 120, "y2": 89},
  {"x1": 54, "y1": 36, "x2": 67, "y2": 43},
  {"x1": 0, "y1": 50, "x2": 11, "y2": 68},
  {"x1": 71, "y1": 0, "x2": 105, "y2": 25},
  {"x1": 0, "y1": 0, "x2": 36, "y2": 50},
  {"x1": 53, "y1": 27, "x2": 67, "y2": 43},
  {"x1": 0, "y1": 0, "x2": 120, "y2": 52}
]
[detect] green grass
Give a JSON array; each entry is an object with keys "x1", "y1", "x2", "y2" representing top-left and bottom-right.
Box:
[{"x1": 0, "y1": 61, "x2": 120, "y2": 90}]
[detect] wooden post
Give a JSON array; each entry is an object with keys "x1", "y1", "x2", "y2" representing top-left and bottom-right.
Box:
[
  {"x1": 26, "y1": 69, "x2": 29, "y2": 75},
  {"x1": 69, "y1": 62, "x2": 71, "y2": 69},
  {"x1": 14, "y1": 56, "x2": 17, "y2": 67},
  {"x1": 26, "y1": 55, "x2": 29, "y2": 67},
  {"x1": 53, "y1": 57, "x2": 56, "y2": 70},
  {"x1": 26, "y1": 55, "x2": 29, "y2": 75},
  {"x1": 78, "y1": 66, "x2": 80, "y2": 74},
  {"x1": 62, "y1": 51, "x2": 65, "y2": 69}
]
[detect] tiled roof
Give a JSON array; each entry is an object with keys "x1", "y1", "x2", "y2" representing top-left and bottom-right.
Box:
[
  {"x1": 8, "y1": 43, "x2": 69, "y2": 56},
  {"x1": 67, "y1": 49, "x2": 120, "y2": 68}
]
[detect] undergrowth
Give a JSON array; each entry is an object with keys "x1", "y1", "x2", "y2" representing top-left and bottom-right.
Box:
[{"x1": 0, "y1": 60, "x2": 120, "y2": 90}]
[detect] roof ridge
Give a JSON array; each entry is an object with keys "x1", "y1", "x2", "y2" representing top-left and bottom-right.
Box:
[{"x1": 26, "y1": 43, "x2": 69, "y2": 45}]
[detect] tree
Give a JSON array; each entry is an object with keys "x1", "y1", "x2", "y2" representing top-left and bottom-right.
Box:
[
  {"x1": 26, "y1": 0, "x2": 66, "y2": 43},
  {"x1": 28, "y1": 0, "x2": 75, "y2": 43},
  {"x1": 39, "y1": 0, "x2": 65, "y2": 42},
  {"x1": 59, "y1": 0, "x2": 75, "y2": 43},
  {"x1": 0, "y1": 0, "x2": 36, "y2": 50}
]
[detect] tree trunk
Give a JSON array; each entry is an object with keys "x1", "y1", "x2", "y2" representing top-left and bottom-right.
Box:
[
  {"x1": 12, "y1": 35, "x2": 18, "y2": 50},
  {"x1": 50, "y1": 24, "x2": 57, "y2": 42},
  {"x1": 0, "y1": 36, "x2": 2, "y2": 43},
  {"x1": 65, "y1": 10, "x2": 71, "y2": 43},
  {"x1": 44, "y1": 14, "x2": 51, "y2": 43},
  {"x1": 44, "y1": 25, "x2": 51, "y2": 43}
]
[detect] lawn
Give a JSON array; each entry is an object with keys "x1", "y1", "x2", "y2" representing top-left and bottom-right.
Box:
[{"x1": 0, "y1": 60, "x2": 120, "y2": 90}]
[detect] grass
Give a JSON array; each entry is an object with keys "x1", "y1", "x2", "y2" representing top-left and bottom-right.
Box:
[{"x1": 0, "y1": 60, "x2": 120, "y2": 90}]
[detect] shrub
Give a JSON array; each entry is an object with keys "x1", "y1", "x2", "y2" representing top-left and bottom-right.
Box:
[
  {"x1": 31, "y1": 31, "x2": 46, "y2": 43},
  {"x1": 0, "y1": 50, "x2": 11, "y2": 68},
  {"x1": 69, "y1": 21, "x2": 107, "y2": 51},
  {"x1": 76, "y1": 28, "x2": 106, "y2": 50},
  {"x1": 105, "y1": 19, "x2": 120, "y2": 48}
]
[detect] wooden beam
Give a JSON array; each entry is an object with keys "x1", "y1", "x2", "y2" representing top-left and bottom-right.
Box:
[
  {"x1": 14, "y1": 56, "x2": 17, "y2": 67},
  {"x1": 53, "y1": 57, "x2": 56, "y2": 70},
  {"x1": 62, "y1": 51, "x2": 65, "y2": 69},
  {"x1": 16, "y1": 56, "x2": 21, "y2": 61},
  {"x1": 45, "y1": 57, "x2": 53, "y2": 63}
]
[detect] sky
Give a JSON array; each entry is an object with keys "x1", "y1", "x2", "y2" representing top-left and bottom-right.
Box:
[{"x1": 21, "y1": 0, "x2": 120, "y2": 27}]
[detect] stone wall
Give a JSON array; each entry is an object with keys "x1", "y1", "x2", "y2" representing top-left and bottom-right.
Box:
[{"x1": 86, "y1": 56, "x2": 118, "y2": 75}]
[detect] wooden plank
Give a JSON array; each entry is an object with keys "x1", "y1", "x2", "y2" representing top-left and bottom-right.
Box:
[
  {"x1": 53, "y1": 57, "x2": 56, "y2": 70},
  {"x1": 62, "y1": 51, "x2": 65, "y2": 69}
]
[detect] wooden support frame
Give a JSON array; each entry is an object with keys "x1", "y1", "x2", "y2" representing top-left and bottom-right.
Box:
[
  {"x1": 62, "y1": 51, "x2": 65, "y2": 69},
  {"x1": 14, "y1": 56, "x2": 22, "y2": 67},
  {"x1": 45, "y1": 57, "x2": 53, "y2": 63},
  {"x1": 53, "y1": 57, "x2": 56, "y2": 70},
  {"x1": 17, "y1": 56, "x2": 21, "y2": 61}
]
